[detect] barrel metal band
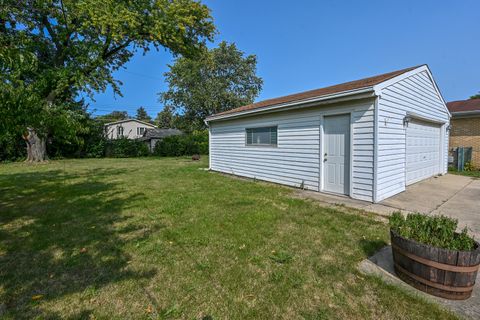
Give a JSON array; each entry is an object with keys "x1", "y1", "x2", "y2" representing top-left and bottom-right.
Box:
[
  {"x1": 395, "y1": 263, "x2": 475, "y2": 293},
  {"x1": 392, "y1": 243, "x2": 480, "y2": 273}
]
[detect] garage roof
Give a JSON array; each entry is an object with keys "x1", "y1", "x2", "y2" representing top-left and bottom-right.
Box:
[{"x1": 207, "y1": 65, "x2": 421, "y2": 121}]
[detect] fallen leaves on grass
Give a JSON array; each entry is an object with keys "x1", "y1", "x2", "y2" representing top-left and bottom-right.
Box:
[{"x1": 146, "y1": 305, "x2": 153, "y2": 313}]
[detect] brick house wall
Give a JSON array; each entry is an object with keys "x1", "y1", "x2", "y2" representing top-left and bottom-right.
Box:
[{"x1": 449, "y1": 116, "x2": 480, "y2": 168}]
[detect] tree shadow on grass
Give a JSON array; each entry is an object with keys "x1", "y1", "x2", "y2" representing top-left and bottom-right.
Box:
[{"x1": 0, "y1": 167, "x2": 157, "y2": 319}]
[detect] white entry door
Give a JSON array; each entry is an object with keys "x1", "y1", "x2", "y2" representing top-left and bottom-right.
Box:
[
  {"x1": 323, "y1": 114, "x2": 350, "y2": 195},
  {"x1": 406, "y1": 119, "x2": 441, "y2": 185}
]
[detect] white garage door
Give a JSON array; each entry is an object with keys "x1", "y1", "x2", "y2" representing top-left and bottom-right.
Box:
[{"x1": 406, "y1": 119, "x2": 441, "y2": 185}]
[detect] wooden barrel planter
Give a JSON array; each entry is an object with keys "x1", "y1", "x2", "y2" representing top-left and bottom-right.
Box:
[{"x1": 391, "y1": 230, "x2": 480, "y2": 300}]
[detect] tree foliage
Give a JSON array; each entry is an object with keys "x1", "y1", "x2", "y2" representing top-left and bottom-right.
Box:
[
  {"x1": 105, "y1": 137, "x2": 149, "y2": 158},
  {"x1": 95, "y1": 111, "x2": 129, "y2": 123},
  {"x1": 471, "y1": 92, "x2": 480, "y2": 99},
  {"x1": 153, "y1": 130, "x2": 208, "y2": 156},
  {"x1": 0, "y1": 0, "x2": 215, "y2": 161},
  {"x1": 159, "y1": 41, "x2": 263, "y2": 131},
  {"x1": 155, "y1": 106, "x2": 175, "y2": 128},
  {"x1": 135, "y1": 107, "x2": 152, "y2": 123}
]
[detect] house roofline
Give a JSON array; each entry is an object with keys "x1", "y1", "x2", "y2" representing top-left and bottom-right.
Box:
[
  {"x1": 451, "y1": 110, "x2": 480, "y2": 117},
  {"x1": 205, "y1": 64, "x2": 450, "y2": 124},
  {"x1": 205, "y1": 86, "x2": 376, "y2": 123},
  {"x1": 104, "y1": 119, "x2": 157, "y2": 127}
]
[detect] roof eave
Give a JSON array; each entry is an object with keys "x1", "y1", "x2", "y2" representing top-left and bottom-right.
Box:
[
  {"x1": 104, "y1": 119, "x2": 157, "y2": 127},
  {"x1": 451, "y1": 110, "x2": 480, "y2": 117},
  {"x1": 205, "y1": 86, "x2": 376, "y2": 123}
]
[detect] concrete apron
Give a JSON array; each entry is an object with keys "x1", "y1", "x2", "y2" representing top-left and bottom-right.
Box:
[
  {"x1": 295, "y1": 174, "x2": 479, "y2": 239},
  {"x1": 359, "y1": 246, "x2": 480, "y2": 320}
]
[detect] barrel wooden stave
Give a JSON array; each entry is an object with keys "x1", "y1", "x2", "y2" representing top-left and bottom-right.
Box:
[{"x1": 390, "y1": 230, "x2": 480, "y2": 300}]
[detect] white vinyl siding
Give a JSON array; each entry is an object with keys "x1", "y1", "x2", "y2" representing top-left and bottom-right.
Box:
[
  {"x1": 208, "y1": 66, "x2": 449, "y2": 203},
  {"x1": 376, "y1": 70, "x2": 449, "y2": 201},
  {"x1": 209, "y1": 99, "x2": 375, "y2": 201},
  {"x1": 351, "y1": 107, "x2": 375, "y2": 200}
]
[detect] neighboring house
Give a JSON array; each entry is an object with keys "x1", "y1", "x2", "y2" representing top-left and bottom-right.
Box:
[
  {"x1": 205, "y1": 65, "x2": 450, "y2": 203},
  {"x1": 139, "y1": 128, "x2": 183, "y2": 152},
  {"x1": 104, "y1": 119, "x2": 157, "y2": 140},
  {"x1": 446, "y1": 99, "x2": 480, "y2": 168}
]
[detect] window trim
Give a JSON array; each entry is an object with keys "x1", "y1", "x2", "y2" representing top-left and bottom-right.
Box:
[
  {"x1": 117, "y1": 125, "x2": 124, "y2": 137},
  {"x1": 245, "y1": 126, "x2": 278, "y2": 147},
  {"x1": 137, "y1": 127, "x2": 146, "y2": 136}
]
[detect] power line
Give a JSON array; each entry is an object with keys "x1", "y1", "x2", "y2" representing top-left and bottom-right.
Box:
[
  {"x1": 88, "y1": 106, "x2": 168, "y2": 115},
  {"x1": 119, "y1": 69, "x2": 164, "y2": 81},
  {"x1": 87, "y1": 104, "x2": 165, "y2": 109},
  {"x1": 89, "y1": 105, "x2": 165, "y2": 109}
]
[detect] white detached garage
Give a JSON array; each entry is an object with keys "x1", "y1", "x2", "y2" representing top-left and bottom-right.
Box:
[{"x1": 205, "y1": 65, "x2": 450, "y2": 202}]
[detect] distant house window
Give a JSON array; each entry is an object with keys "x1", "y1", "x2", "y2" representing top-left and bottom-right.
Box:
[
  {"x1": 246, "y1": 126, "x2": 277, "y2": 146},
  {"x1": 137, "y1": 127, "x2": 146, "y2": 136},
  {"x1": 117, "y1": 126, "x2": 124, "y2": 137}
]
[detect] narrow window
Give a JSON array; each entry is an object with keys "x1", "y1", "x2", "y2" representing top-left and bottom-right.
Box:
[
  {"x1": 137, "y1": 127, "x2": 146, "y2": 135},
  {"x1": 246, "y1": 126, "x2": 277, "y2": 146},
  {"x1": 117, "y1": 126, "x2": 124, "y2": 137}
]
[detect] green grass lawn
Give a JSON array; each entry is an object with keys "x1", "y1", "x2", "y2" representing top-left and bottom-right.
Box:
[{"x1": 0, "y1": 158, "x2": 457, "y2": 319}]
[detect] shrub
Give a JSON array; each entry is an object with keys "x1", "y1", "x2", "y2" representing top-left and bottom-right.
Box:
[
  {"x1": 105, "y1": 138, "x2": 149, "y2": 158},
  {"x1": 464, "y1": 162, "x2": 476, "y2": 172},
  {"x1": 154, "y1": 130, "x2": 208, "y2": 157},
  {"x1": 389, "y1": 212, "x2": 476, "y2": 251},
  {"x1": 0, "y1": 133, "x2": 26, "y2": 162}
]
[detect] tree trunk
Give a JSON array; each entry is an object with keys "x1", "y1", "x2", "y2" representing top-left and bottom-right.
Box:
[{"x1": 23, "y1": 128, "x2": 47, "y2": 162}]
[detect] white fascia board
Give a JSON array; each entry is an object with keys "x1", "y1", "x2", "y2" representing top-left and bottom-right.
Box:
[
  {"x1": 423, "y1": 66, "x2": 451, "y2": 118},
  {"x1": 373, "y1": 65, "x2": 427, "y2": 93},
  {"x1": 205, "y1": 87, "x2": 375, "y2": 123},
  {"x1": 373, "y1": 64, "x2": 451, "y2": 118}
]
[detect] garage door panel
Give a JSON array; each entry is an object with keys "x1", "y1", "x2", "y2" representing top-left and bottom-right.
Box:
[{"x1": 406, "y1": 119, "x2": 441, "y2": 185}]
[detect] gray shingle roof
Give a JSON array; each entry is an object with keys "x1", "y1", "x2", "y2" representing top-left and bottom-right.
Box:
[{"x1": 141, "y1": 128, "x2": 183, "y2": 140}]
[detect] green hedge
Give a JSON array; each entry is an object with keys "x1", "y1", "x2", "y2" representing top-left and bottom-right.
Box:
[
  {"x1": 105, "y1": 138, "x2": 150, "y2": 158},
  {"x1": 154, "y1": 130, "x2": 208, "y2": 156},
  {"x1": 389, "y1": 212, "x2": 476, "y2": 251}
]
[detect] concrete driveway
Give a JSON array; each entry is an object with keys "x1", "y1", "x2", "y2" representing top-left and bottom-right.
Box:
[
  {"x1": 296, "y1": 174, "x2": 480, "y2": 238},
  {"x1": 380, "y1": 174, "x2": 480, "y2": 238}
]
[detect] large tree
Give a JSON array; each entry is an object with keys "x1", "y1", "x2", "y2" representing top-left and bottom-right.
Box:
[
  {"x1": 95, "y1": 111, "x2": 129, "y2": 123},
  {"x1": 135, "y1": 107, "x2": 152, "y2": 123},
  {"x1": 155, "y1": 106, "x2": 175, "y2": 128},
  {"x1": 159, "y1": 41, "x2": 263, "y2": 131},
  {"x1": 471, "y1": 92, "x2": 480, "y2": 99},
  {"x1": 0, "y1": 0, "x2": 215, "y2": 161}
]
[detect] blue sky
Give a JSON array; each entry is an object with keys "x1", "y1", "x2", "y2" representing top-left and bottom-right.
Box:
[{"x1": 89, "y1": 0, "x2": 480, "y2": 118}]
